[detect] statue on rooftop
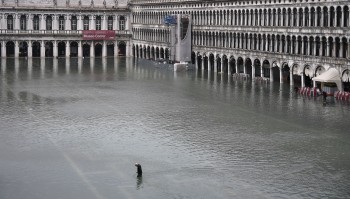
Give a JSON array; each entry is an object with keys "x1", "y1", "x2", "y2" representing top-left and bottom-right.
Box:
[
  {"x1": 91, "y1": 0, "x2": 94, "y2": 8},
  {"x1": 78, "y1": 0, "x2": 82, "y2": 7},
  {"x1": 103, "y1": 0, "x2": 106, "y2": 8},
  {"x1": 115, "y1": 0, "x2": 118, "y2": 7},
  {"x1": 66, "y1": 0, "x2": 70, "y2": 7},
  {"x1": 53, "y1": 0, "x2": 57, "y2": 7}
]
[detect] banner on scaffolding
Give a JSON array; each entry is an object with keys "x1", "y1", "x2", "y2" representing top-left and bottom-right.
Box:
[{"x1": 82, "y1": 30, "x2": 115, "y2": 40}]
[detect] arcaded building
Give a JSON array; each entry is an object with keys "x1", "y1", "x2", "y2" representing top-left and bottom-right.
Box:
[
  {"x1": 131, "y1": 0, "x2": 350, "y2": 91},
  {"x1": 0, "y1": 0, "x2": 131, "y2": 58},
  {"x1": 1, "y1": 0, "x2": 350, "y2": 91}
]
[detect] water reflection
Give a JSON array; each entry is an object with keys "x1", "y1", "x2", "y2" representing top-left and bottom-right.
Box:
[
  {"x1": 136, "y1": 176, "x2": 143, "y2": 190},
  {"x1": 0, "y1": 57, "x2": 349, "y2": 199}
]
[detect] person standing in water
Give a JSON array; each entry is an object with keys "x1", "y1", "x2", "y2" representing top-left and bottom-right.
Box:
[{"x1": 135, "y1": 163, "x2": 142, "y2": 177}]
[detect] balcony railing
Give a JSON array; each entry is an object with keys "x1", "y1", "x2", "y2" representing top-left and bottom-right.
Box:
[{"x1": 0, "y1": 29, "x2": 130, "y2": 35}]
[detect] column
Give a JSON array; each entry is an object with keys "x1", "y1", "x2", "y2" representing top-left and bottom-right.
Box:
[
  {"x1": 290, "y1": 71, "x2": 294, "y2": 86},
  {"x1": 40, "y1": 15, "x2": 46, "y2": 30},
  {"x1": 102, "y1": 15, "x2": 106, "y2": 30},
  {"x1": 90, "y1": 16, "x2": 95, "y2": 30},
  {"x1": 78, "y1": 15, "x2": 82, "y2": 30},
  {"x1": 14, "y1": 40, "x2": 19, "y2": 58},
  {"x1": 40, "y1": 41, "x2": 45, "y2": 58},
  {"x1": 114, "y1": 16, "x2": 118, "y2": 31},
  {"x1": 65, "y1": 15, "x2": 71, "y2": 31},
  {"x1": 90, "y1": 41, "x2": 95, "y2": 57},
  {"x1": 28, "y1": 14, "x2": 33, "y2": 30},
  {"x1": 1, "y1": 41, "x2": 6, "y2": 58},
  {"x1": 332, "y1": 41, "x2": 336, "y2": 57},
  {"x1": 114, "y1": 42, "x2": 119, "y2": 57},
  {"x1": 102, "y1": 41, "x2": 107, "y2": 57},
  {"x1": 301, "y1": 74, "x2": 305, "y2": 87},
  {"x1": 66, "y1": 41, "x2": 70, "y2": 57},
  {"x1": 327, "y1": 40, "x2": 330, "y2": 57},
  {"x1": 221, "y1": 56, "x2": 224, "y2": 73},
  {"x1": 53, "y1": 41, "x2": 58, "y2": 57},
  {"x1": 53, "y1": 15, "x2": 58, "y2": 30},
  {"x1": 208, "y1": 58, "x2": 211, "y2": 71},
  {"x1": 214, "y1": 57, "x2": 217, "y2": 73},
  {"x1": 252, "y1": 66, "x2": 255, "y2": 80},
  {"x1": 341, "y1": 6, "x2": 344, "y2": 27},
  {"x1": 280, "y1": 68, "x2": 283, "y2": 83},
  {"x1": 14, "y1": 14, "x2": 20, "y2": 30},
  {"x1": 78, "y1": 41, "x2": 82, "y2": 57},
  {"x1": 270, "y1": 67, "x2": 273, "y2": 82},
  {"x1": 28, "y1": 41, "x2": 32, "y2": 58}
]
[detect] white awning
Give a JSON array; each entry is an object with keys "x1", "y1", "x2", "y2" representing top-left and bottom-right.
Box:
[
  {"x1": 312, "y1": 68, "x2": 340, "y2": 83},
  {"x1": 312, "y1": 68, "x2": 342, "y2": 91}
]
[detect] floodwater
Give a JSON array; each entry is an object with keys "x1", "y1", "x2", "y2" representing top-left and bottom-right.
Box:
[{"x1": 0, "y1": 57, "x2": 349, "y2": 199}]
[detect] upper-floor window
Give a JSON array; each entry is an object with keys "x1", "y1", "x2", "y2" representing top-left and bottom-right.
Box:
[
  {"x1": 96, "y1": 16, "x2": 101, "y2": 30},
  {"x1": 33, "y1": 15, "x2": 40, "y2": 30},
  {"x1": 7, "y1": 15, "x2": 14, "y2": 30},
  {"x1": 59, "y1": 16, "x2": 65, "y2": 30},
  {"x1": 71, "y1": 16, "x2": 77, "y2": 30},
  {"x1": 119, "y1": 16, "x2": 125, "y2": 30},
  {"x1": 46, "y1": 16, "x2": 53, "y2": 30},
  {"x1": 108, "y1": 16, "x2": 113, "y2": 30},
  {"x1": 20, "y1": 15, "x2": 27, "y2": 30},
  {"x1": 83, "y1": 16, "x2": 89, "y2": 30}
]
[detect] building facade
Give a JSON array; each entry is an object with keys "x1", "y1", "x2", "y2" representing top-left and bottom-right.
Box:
[
  {"x1": 131, "y1": 0, "x2": 350, "y2": 91},
  {"x1": 1, "y1": 0, "x2": 350, "y2": 91},
  {"x1": 0, "y1": 0, "x2": 132, "y2": 58}
]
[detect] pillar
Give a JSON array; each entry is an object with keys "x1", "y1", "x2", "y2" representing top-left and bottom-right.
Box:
[
  {"x1": 280, "y1": 68, "x2": 283, "y2": 83},
  {"x1": 66, "y1": 41, "x2": 70, "y2": 57},
  {"x1": 1, "y1": 41, "x2": 6, "y2": 58},
  {"x1": 90, "y1": 41, "x2": 95, "y2": 57},
  {"x1": 214, "y1": 58, "x2": 217, "y2": 73},
  {"x1": 28, "y1": 14, "x2": 33, "y2": 31},
  {"x1": 114, "y1": 42, "x2": 119, "y2": 57},
  {"x1": 270, "y1": 67, "x2": 274, "y2": 82},
  {"x1": 28, "y1": 41, "x2": 32, "y2": 58},
  {"x1": 78, "y1": 41, "x2": 82, "y2": 57},
  {"x1": 65, "y1": 15, "x2": 71, "y2": 31},
  {"x1": 14, "y1": 41, "x2": 19, "y2": 58},
  {"x1": 90, "y1": 16, "x2": 95, "y2": 30},
  {"x1": 290, "y1": 71, "x2": 294, "y2": 86},
  {"x1": 53, "y1": 41, "x2": 58, "y2": 57},
  {"x1": 40, "y1": 41, "x2": 45, "y2": 58},
  {"x1": 301, "y1": 73, "x2": 305, "y2": 87},
  {"x1": 102, "y1": 41, "x2": 107, "y2": 57},
  {"x1": 40, "y1": 15, "x2": 46, "y2": 31}
]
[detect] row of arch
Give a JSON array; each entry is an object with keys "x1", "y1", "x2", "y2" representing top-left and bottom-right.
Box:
[
  {"x1": 191, "y1": 51, "x2": 350, "y2": 90},
  {"x1": 133, "y1": 5, "x2": 350, "y2": 28},
  {"x1": 193, "y1": 31, "x2": 350, "y2": 58},
  {"x1": 132, "y1": 28, "x2": 170, "y2": 43},
  {"x1": 132, "y1": 44, "x2": 169, "y2": 60},
  {"x1": 0, "y1": 41, "x2": 126, "y2": 57}
]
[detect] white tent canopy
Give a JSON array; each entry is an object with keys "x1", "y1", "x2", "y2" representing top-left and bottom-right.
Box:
[{"x1": 312, "y1": 68, "x2": 343, "y2": 91}]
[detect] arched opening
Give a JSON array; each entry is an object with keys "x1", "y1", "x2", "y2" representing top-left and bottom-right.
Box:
[
  {"x1": 282, "y1": 63, "x2": 290, "y2": 84},
  {"x1": 272, "y1": 62, "x2": 280, "y2": 82},
  {"x1": 209, "y1": 54, "x2": 215, "y2": 71},
  {"x1": 155, "y1": 47, "x2": 160, "y2": 59},
  {"x1": 223, "y1": 55, "x2": 228, "y2": 74},
  {"x1": 32, "y1": 41, "x2": 41, "y2": 57},
  {"x1": 147, "y1": 46, "x2": 151, "y2": 59},
  {"x1": 160, "y1": 48, "x2": 164, "y2": 59},
  {"x1": 216, "y1": 56, "x2": 221, "y2": 73},
  {"x1": 292, "y1": 65, "x2": 301, "y2": 87},
  {"x1": 143, "y1": 47, "x2": 146, "y2": 59},
  {"x1": 6, "y1": 41, "x2": 15, "y2": 57},
  {"x1": 107, "y1": 43, "x2": 115, "y2": 57},
  {"x1": 70, "y1": 42, "x2": 78, "y2": 57},
  {"x1": 197, "y1": 54, "x2": 202, "y2": 71},
  {"x1": 165, "y1": 48, "x2": 169, "y2": 60},
  {"x1": 83, "y1": 43, "x2": 91, "y2": 57},
  {"x1": 151, "y1": 47, "x2": 155, "y2": 60},
  {"x1": 245, "y1": 58, "x2": 252, "y2": 78},
  {"x1": 229, "y1": 57, "x2": 236, "y2": 74},
  {"x1": 303, "y1": 65, "x2": 313, "y2": 87},
  {"x1": 203, "y1": 55, "x2": 209, "y2": 71},
  {"x1": 58, "y1": 42, "x2": 66, "y2": 57},
  {"x1": 19, "y1": 41, "x2": 28, "y2": 57},
  {"x1": 118, "y1": 41, "x2": 126, "y2": 56},
  {"x1": 237, "y1": 57, "x2": 244, "y2": 73},
  {"x1": 262, "y1": 60, "x2": 270, "y2": 78},
  {"x1": 342, "y1": 70, "x2": 350, "y2": 92},
  {"x1": 95, "y1": 43, "x2": 103, "y2": 57},
  {"x1": 314, "y1": 66, "x2": 326, "y2": 88},
  {"x1": 254, "y1": 59, "x2": 261, "y2": 77},
  {"x1": 191, "y1": 52, "x2": 196, "y2": 65},
  {"x1": 45, "y1": 42, "x2": 53, "y2": 57}
]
